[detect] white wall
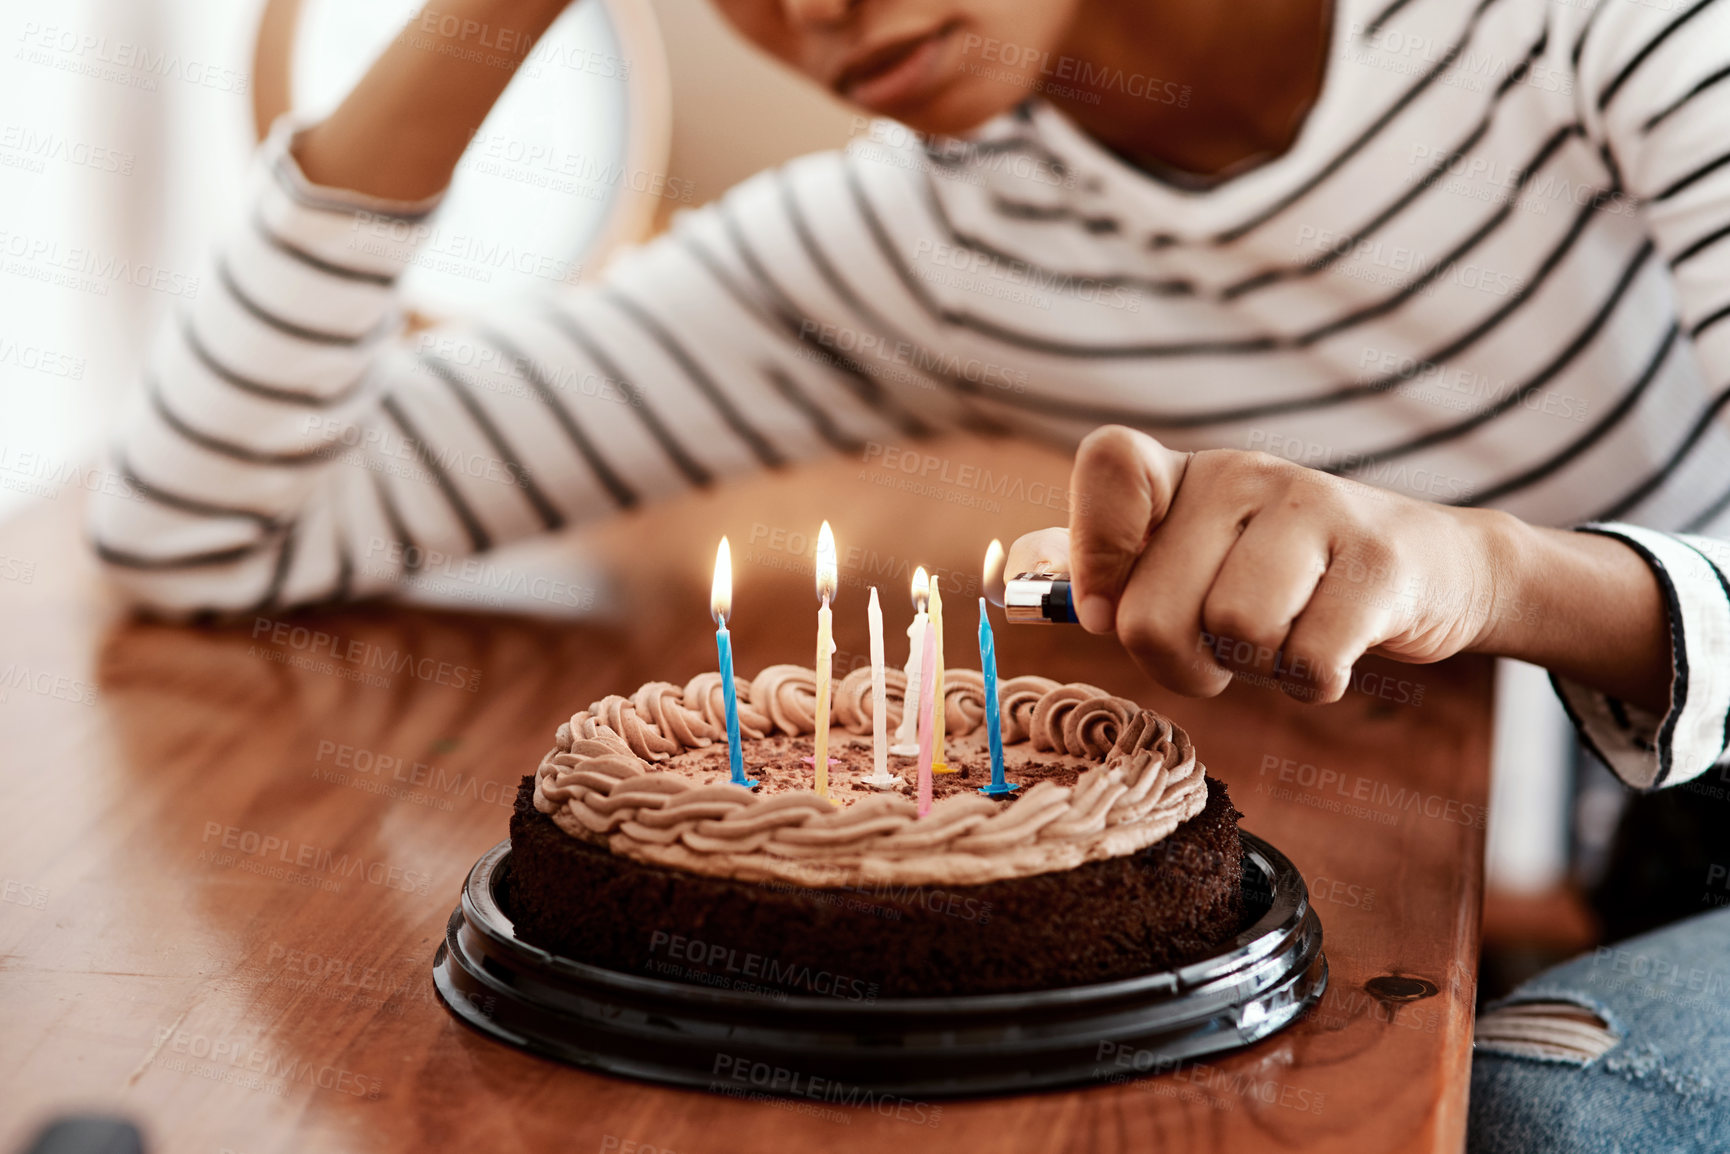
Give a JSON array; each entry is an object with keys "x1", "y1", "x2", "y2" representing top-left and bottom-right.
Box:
[{"x1": 0, "y1": 0, "x2": 254, "y2": 522}]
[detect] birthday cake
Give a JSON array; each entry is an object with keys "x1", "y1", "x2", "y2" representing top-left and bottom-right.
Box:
[{"x1": 508, "y1": 665, "x2": 1244, "y2": 998}]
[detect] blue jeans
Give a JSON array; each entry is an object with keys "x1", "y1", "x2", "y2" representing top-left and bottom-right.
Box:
[{"x1": 1469, "y1": 907, "x2": 1730, "y2": 1153}]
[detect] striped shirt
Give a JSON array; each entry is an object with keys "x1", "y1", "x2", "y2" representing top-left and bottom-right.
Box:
[{"x1": 89, "y1": 0, "x2": 1730, "y2": 791}]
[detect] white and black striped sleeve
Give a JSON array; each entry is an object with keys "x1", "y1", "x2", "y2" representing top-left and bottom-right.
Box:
[
  {"x1": 86, "y1": 117, "x2": 930, "y2": 617},
  {"x1": 1551, "y1": 0, "x2": 1730, "y2": 787},
  {"x1": 1549, "y1": 525, "x2": 1730, "y2": 787}
]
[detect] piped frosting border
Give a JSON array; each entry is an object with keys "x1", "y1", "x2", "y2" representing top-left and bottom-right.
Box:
[{"x1": 532, "y1": 666, "x2": 1208, "y2": 887}]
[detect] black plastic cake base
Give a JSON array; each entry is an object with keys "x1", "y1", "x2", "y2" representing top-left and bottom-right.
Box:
[
  {"x1": 508, "y1": 774, "x2": 1244, "y2": 999},
  {"x1": 431, "y1": 832, "x2": 1326, "y2": 1098}
]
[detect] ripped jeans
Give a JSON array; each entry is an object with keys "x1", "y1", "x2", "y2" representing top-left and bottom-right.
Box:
[{"x1": 1470, "y1": 907, "x2": 1730, "y2": 1153}]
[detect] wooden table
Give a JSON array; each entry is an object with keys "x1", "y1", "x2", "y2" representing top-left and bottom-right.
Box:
[{"x1": 0, "y1": 435, "x2": 1493, "y2": 1154}]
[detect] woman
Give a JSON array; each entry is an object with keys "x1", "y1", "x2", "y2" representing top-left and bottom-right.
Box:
[{"x1": 88, "y1": 0, "x2": 1730, "y2": 1145}]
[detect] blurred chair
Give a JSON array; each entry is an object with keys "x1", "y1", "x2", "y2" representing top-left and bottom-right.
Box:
[
  {"x1": 245, "y1": 0, "x2": 673, "y2": 615},
  {"x1": 250, "y1": 0, "x2": 672, "y2": 313}
]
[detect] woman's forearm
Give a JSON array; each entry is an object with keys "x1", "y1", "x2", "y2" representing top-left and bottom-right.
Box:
[
  {"x1": 1470, "y1": 513, "x2": 1673, "y2": 714},
  {"x1": 292, "y1": 0, "x2": 571, "y2": 201}
]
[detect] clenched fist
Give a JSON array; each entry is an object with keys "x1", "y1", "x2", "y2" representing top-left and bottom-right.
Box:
[{"x1": 1008, "y1": 426, "x2": 1662, "y2": 707}]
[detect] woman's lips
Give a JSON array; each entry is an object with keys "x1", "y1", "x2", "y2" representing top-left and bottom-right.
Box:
[{"x1": 836, "y1": 23, "x2": 958, "y2": 114}]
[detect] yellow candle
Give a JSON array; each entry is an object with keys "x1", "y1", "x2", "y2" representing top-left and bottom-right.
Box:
[
  {"x1": 929, "y1": 577, "x2": 951, "y2": 773},
  {"x1": 814, "y1": 521, "x2": 839, "y2": 805}
]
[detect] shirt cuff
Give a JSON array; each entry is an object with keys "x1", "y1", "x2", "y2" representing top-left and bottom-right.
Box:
[
  {"x1": 251, "y1": 112, "x2": 448, "y2": 278},
  {"x1": 1549, "y1": 523, "x2": 1730, "y2": 789}
]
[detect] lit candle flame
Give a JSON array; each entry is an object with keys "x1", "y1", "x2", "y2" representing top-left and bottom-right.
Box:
[
  {"x1": 911, "y1": 565, "x2": 930, "y2": 613},
  {"x1": 982, "y1": 539, "x2": 1006, "y2": 608},
  {"x1": 711, "y1": 537, "x2": 731, "y2": 624},
  {"x1": 815, "y1": 520, "x2": 837, "y2": 604}
]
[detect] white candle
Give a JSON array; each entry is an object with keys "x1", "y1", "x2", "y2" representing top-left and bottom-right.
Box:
[
  {"x1": 866, "y1": 586, "x2": 896, "y2": 789},
  {"x1": 813, "y1": 521, "x2": 838, "y2": 805},
  {"x1": 890, "y1": 566, "x2": 929, "y2": 757},
  {"x1": 929, "y1": 578, "x2": 949, "y2": 773}
]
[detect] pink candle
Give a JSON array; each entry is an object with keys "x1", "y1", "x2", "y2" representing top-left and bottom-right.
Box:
[{"x1": 916, "y1": 613, "x2": 938, "y2": 816}]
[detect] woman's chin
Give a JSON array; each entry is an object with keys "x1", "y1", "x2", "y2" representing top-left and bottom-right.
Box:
[{"x1": 864, "y1": 81, "x2": 1026, "y2": 138}]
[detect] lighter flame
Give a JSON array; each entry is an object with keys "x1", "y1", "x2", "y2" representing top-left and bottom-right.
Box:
[
  {"x1": 711, "y1": 537, "x2": 731, "y2": 624},
  {"x1": 815, "y1": 520, "x2": 837, "y2": 603},
  {"x1": 982, "y1": 539, "x2": 1006, "y2": 608},
  {"x1": 911, "y1": 565, "x2": 930, "y2": 612}
]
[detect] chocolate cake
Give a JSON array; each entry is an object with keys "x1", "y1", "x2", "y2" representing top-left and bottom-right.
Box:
[{"x1": 509, "y1": 665, "x2": 1244, "y2": 999}]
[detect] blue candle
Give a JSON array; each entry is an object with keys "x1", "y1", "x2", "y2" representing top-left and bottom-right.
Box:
[
  {"x1": 712, "y1": 537, "x2": 756, "y2": 789},
  {"x1": 978, "y1": 595, "x2": 1016, "y2": 797},
  {"x1": 715, "y1": 624, "x2": 755, "y2": 788}
]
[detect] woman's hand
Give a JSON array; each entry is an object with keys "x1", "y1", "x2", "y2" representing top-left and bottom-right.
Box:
[{"x1": 1008, "y1": 426, "x2": 1672, "y2": 710}]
